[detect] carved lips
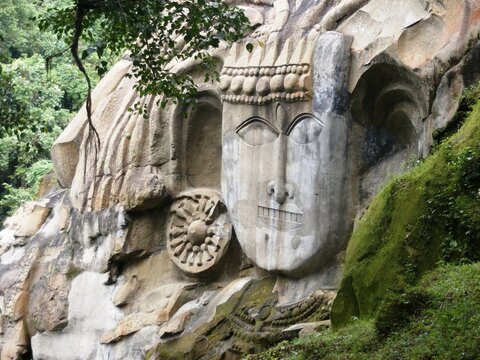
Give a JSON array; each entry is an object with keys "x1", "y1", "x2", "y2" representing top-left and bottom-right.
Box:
[{"x1": 257, "y1": 203, "x2": 303, "y2": 231}]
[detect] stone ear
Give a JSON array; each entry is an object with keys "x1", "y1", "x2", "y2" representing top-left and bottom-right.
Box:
[
  {"x1": 352, "y1": 59, "x2": 428, "y2": 200},
  {"x1": 170, "y1": 91, "x2": 223, "y2": 190}
]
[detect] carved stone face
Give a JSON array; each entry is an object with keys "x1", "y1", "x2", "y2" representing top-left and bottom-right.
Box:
[{"x1": 221, "y1": 32, "x2": 353, "y2": 277}]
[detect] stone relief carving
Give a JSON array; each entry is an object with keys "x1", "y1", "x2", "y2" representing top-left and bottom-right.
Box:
[
  {"x1": 167, "y1": 190, "x2": 232, "y2": 275},
  {"x1": 230, "y1": 289, "x2": 335, "y2": 352},
  {"x1": 219, "y1": 30, "x2": 315, "y2": 106},
  {"x1": 219, "y1": 62, "x2": 311, "y2": 105},
  {"x1": 1, "y1": 0, "x2": 480, "y2": 358},
  {"x1": 222, "y1": 31, "x2": 354, "y2": 278}
]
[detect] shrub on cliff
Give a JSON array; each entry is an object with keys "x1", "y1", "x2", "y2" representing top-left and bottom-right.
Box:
[
  {"x1": 251, "y1": 262, "x2": 480, "y2": 360},
  {"x1": 332, "y1": 86, "x2": 480, "y2": 326}
]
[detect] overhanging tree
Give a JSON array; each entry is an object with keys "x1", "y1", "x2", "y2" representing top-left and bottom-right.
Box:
[{"x1": 38, "y1": 0, "x2": 249, "y2": 133}]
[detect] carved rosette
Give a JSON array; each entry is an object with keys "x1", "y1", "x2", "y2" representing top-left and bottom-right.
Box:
[{"x1": 167, "y1": 190, "x2": 232, "y2": 275}]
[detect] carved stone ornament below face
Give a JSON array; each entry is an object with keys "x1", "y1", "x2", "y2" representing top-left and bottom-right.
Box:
[
  {"x1": 167, "y1": 189, "x2": 232, "y2": 276},
  {"x1": 229, "y1": 289, "x2": 336, "y2": 353}
]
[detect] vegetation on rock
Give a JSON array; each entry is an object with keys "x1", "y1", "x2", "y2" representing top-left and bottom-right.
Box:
[
  {"x1": 249, "y1": 263, "x2": 480, "y2": 360},
  {"x1": 145, "y1": 278, "x2": 277, "y2": 360},
  {"x1": 333, "y1": 86, "x2": 480, "y2": 326},
  {"x1": 38, "y1": 0, "x2": 248, "y2": 115},
  {"x1": 0, "y1": 0, "x2": 248, "y2": 221},
  {"x1": 0, "y1": 0, "x2": 110, "y2": 221}
]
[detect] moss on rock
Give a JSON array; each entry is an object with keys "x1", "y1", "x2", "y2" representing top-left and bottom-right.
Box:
[
  {"x1": 252, "y1": 263, "x2": 480, "y2": 360},
  {"x1": 332, "y1": 96, "x2": 480, "y2": 327}
]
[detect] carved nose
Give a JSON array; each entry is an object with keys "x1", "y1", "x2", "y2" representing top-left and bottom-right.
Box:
[{"x1": 267, "y1": 181, "x2": 294, "y2": 205}]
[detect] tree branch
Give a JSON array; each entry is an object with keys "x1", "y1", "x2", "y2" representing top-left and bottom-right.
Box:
[{"x1": 71, "y1": 3, "x2": 100, "y2": 146}]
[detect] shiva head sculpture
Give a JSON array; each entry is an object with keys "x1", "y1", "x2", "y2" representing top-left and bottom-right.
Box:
[{"x1": 221, "y1": 32, "x2": 354, "y2": 277}]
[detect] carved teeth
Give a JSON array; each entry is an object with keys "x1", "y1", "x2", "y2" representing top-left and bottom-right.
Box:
[{"x1": 257, "y1": 206, "x2": 302, "y2": 223}]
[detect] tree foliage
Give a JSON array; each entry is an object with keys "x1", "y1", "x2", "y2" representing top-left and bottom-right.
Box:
[
  {"x1": 0, "y1": 53, "x2": 99, "y2": 220},
  {"x1": 38, "y1": 0, "x2": 249, "y2": 112},
  {"x1": 0, "y1": 0, "x2": 111, "y2": 220},
  {"x1": 0, "y1": 0, "x2": 248, "y2": 221}
]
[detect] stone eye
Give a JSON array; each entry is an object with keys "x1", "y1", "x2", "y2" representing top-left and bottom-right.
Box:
[
  {"x1": 286, "y1": 114, "x2": 324, "y2": 144},
  {"x1": 236, "y1": 117, "x2": 279, "y2": 146}
]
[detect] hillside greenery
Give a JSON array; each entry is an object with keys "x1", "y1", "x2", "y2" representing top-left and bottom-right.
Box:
[
  {"x1": 0, "y1": 0, "x2": 111, "y2": 221},
  {"x1": 0, "y1": 0, "x2": 248, "y2": 222},
  {"x1": 332, "y1": 83, "x2": 480, "y2": 325},
  {"x1": 249, "y1": 263, "x2": 480, "y2": 360}
]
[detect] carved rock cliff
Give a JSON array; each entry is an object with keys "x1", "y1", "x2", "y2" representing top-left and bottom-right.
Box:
[{"x1": 0, "y1": 1, "x2": 479, "y2": 359}]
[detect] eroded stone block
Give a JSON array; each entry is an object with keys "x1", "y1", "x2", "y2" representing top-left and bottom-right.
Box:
[{"x1": 4, "y1": 201, "x2": 51, "y2": 238}]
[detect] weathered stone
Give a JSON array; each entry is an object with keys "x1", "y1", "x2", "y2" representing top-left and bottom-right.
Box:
[
  {"x1": 222, "y1": 31, "x2": 353, "y2": 278},
  {"x1": 2, "y1": 1, "x2": 480, "y2": 359},
  {"x1": 284, "y1": 320, "x2": 331, "y2": 338},
  {"x1": 12, "y1": 292, "x2": 28, "y2": 322},
  {"x1": 4, "y1": 201, "x2": 50, "y2": 237},
  {"x1": 100, "y1": 310, "x2": 169, "y2": 344},
  {"x1": 0, "y1": 314, "x2": 5, "y2": 335},
  {"x1": 0, "y1": 321, "x2": 29, "y2": 360},
  {"x1": 58, "y1": 203, "x2": 71, "y2": 232},
  {"x1": 36, "y1": 170, "x2": 58, "y2": 198},
  {"x1": 104, "y1": 279, "x2": 201, "y2": 343},
  {"x1": 28, "y1": 271, "x2": 71, "y2": 332},
  {"x1": 113, "y1": 275, "x2": 139, "y2": 307},
  {"x1": 51, "y1": 59, "x2": 133, "y2": 189},
  {"x1": 166, "y1": 189, "x2": 233, "y2": 276},
  {"x1": 30, "y1": 272, "x2": 123, "y2": 360},
  {"x1": 119, "y1": 168, "x2": 168, "y2": 212}
]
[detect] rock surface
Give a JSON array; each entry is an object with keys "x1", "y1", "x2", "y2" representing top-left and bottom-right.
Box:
[{"x1": 1, "y1": 0, "x2": 480, "y2": 359}]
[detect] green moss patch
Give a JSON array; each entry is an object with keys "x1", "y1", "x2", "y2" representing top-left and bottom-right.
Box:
[
  {"x1": 332, "y1": 97, "x2": 480, "y2": 326},
  {"x1": 251, "y1": 263, "x2": 480, "y2": 360}
]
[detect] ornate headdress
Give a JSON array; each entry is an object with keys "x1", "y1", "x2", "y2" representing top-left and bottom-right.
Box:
[{"x1": 219, "y1": 33, "x2": 317, "y2": 105}]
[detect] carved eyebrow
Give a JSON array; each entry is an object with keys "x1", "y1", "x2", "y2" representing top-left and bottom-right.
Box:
[
  {"x1": 284, "y1": 113, "x2": 324, "y2": 135},
  {"x1": 235, "y1": 117, "x2": 279, "y2": 134}
]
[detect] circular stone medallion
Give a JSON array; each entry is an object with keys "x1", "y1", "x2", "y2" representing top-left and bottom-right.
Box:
[{"x1": 167, "y1": 190, "x2": 232, "y2": 276}]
